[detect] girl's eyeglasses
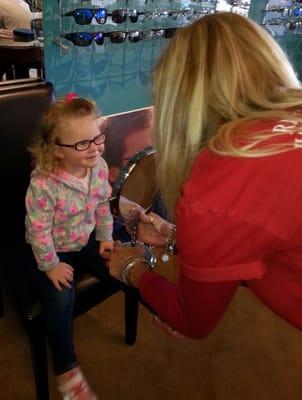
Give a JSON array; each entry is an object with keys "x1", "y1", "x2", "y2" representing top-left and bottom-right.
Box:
[
  {"x1": 63, "y1": 8, "x2": 141, "y2": 25},
  {"x1": 56, "y1": 133, "x2": 106, "y2": 151},
  {"x1": 62, "y1": 28, "x2": 177, "y2": 46}
]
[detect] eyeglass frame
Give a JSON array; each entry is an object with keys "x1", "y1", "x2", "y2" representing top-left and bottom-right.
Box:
[
  {"x1": 55, "y1": 133, "x2": 106, "y2": 151},
  {"x1": 62, "y1": 31, "x2": 105, "y2": 46},
  {"x1": 63, "y1": 8, "x2": 108, "y2": 25},
  {"x1": 109, "y1": 9, "x2": 142, "y2": 24}
]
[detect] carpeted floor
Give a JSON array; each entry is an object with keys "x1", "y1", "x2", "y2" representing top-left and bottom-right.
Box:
[{"x1": 0, "y1": 276, "x2": 302, "y2": 400}]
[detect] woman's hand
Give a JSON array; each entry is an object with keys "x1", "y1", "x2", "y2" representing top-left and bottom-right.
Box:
[
  {"x1": 102, "y1": 241, "x2": 145, "y2": 284},
  {"x1": 45, "y1": 262, "x2": 74, "y2": 291},
  {"x1": 136, "y1": 211, "x2": 172, "y2": 247},
  {"x1": 119, "y1": 196, "x2": 144, "y2": 220}
]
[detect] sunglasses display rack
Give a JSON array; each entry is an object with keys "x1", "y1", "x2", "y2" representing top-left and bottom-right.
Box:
[
  {"x1": 57, "y1": 0, "x2": 220, "y2": 51},
  {"x1": 261, "y1": 0, "x2": 302, "y2": 36},
  {"x1": 42, "y1": 0, "x2": 256, "y2": 116},
  {"x1": 55, "y1": 0, "x2": 255, "y2": 52}
]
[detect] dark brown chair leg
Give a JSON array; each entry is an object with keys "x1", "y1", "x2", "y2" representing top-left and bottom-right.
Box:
[
  {"x1": 26, "y1": 317, "x2": 49, "y2": 400},
  {"x1": 0, "y1": 280, "x2": 3, "y2": 317},
  {"x1": 125, "y1": 290, "x2": 139, "y2": 345}
]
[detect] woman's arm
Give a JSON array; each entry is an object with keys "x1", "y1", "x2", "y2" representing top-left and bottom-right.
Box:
[
  {"x1": 103, "y1": 241, "x2": 239, "y2": 338},
  {"x1": 136, "y1": 268, "x2": 240, "y2": 338},
  {"x1": 104, "y1": 206, "x2": 283, "y2": 338}
]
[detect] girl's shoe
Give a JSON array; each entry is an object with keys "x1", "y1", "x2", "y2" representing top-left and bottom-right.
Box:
[{"x1": 57, "y1": 369, "x2": 98, "y2": 400}]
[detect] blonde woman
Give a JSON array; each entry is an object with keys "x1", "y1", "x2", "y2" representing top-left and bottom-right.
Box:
[{"x1": 103, "y1": 12, "x2": 302, "y2": 337}]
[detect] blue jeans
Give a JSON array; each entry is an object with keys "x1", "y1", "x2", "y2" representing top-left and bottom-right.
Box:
[{"x1": 27, "y1": 233, "x2": 125, "y2": 375}]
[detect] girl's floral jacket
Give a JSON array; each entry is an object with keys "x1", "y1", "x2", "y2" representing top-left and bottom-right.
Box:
[{"x1": 25, "y1": 158, "x2": 113, "y2": 271}]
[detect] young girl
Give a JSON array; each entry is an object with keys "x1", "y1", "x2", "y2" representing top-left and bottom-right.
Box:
[{"x1": 25, "y1": 95, "x2": 114, "y2": 400}]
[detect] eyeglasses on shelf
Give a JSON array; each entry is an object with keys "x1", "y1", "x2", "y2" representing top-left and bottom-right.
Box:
[
  {"x1": 262, "y1": 7, "x2": 302, "y2": 17},
  {"x1": 63, "y1": 31, "x2": 105, "y2": 46},
  {"x1": 63, "y1": 8, "x2": 108, "y2": 25},
  {"x1": 62, "y1": 7, "x2": 213, "y2": 25},
  {"x1": 63, "y1": 8, "x2": 143, "y2": 25},
  {"x1": 62, "y1": 28, "x2": 177, "y2": 46}
]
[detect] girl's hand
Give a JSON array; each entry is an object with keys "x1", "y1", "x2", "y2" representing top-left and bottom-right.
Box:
[
  {"x1": 45, "y1": 262, "x2": 74, "y2": 291},
  {"x1": 136, "y1": 211, "x2": 172, "y2": 247},
  {"x1": 99, "y1": 240, "x2": 114, "y2": 256},
  {"x1": 102, "y1": 241, "x2": 145, "y2": 282}
]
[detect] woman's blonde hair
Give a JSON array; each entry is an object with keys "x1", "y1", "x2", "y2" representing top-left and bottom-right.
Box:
[
  {"x1": 29, "y1": 97, "x2": 99, "y2": 172},
  {"x1": 153, "y1": 12, "x2": 302, "y2": 216}
]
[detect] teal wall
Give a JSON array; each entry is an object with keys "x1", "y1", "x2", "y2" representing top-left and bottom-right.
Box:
[
  {"x1": 43, "y1": 0, "x2": 216, "y2": 116},
  {"x1": 43, "y1": 1, "x2": 302, "y2": 116},
  {"x1": 43, "y1": 1, "x2": 157, "y2": 115}
]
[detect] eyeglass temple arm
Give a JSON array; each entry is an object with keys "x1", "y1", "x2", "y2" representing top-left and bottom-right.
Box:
[
  {"x1": 63, "y1": 11, "x2": 75, "y2": 17},
  {"x1": 62, "y1": 33, "x2": 72, "y2": 40},
  {"x1": 56, "y1": 143, "x2": 74, "y2": 148}
]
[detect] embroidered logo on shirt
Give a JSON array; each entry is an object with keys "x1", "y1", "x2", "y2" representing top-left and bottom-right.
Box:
[{"x1": 272, "y1": 119, "x2": 302, "y2": 148}]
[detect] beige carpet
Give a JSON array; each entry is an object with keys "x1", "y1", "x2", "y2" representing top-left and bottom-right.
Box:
[{"x1": 0, "y1": 282, "x2": 302, "y2": 400}]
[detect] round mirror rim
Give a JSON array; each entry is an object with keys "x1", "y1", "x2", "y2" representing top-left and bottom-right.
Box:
[{"x1": 109, "y1": 146, "x2": 157, "y2": 217}]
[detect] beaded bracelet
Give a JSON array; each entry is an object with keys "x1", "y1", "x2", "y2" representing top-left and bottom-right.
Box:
[
  {"x1": 121, "y1": 256, "x2": 152, "y2": 286},
  {"x1": 161, "y1": 224, "x2": 177, "y2": 263}
]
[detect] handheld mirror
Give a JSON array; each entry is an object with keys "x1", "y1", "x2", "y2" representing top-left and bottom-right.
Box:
[
  {"x1": 110, "y1": 146, "x2": 158, "y2": 224},
  {"x1": 109, "y1": 146, "x2": 158, "y2": 264}
]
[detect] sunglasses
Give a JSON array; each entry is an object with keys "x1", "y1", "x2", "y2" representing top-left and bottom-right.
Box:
[
  {"x1": 56, "y1": 133, "x2": 106, "y2": 152},
  {"x1": 63, "y1": 32, "x2": 105, "y2": 46},
  {"x1": 142, "y1": 28, "x2": 177, "y2": 40},
  {"x1": 63, "y1": 29, "x2": 177, "y2": 46},
  {"x1": 107, "y1": 30, "x2": 143, "y2": 43},
  {"x1": 262, "y1": 7, "x2": 302, "y2": 17},
  {"x1": 63, "y1": 8, "x2": 141, "y2": 25},
  {"x1": 284, "y1": 19, "x2": 302, "y2": 30},
  {"x1": 109, "y1": 9, "x2": 140, "y2": 24},
  {"x1": 107, "y1": 28, "x2": 177, "y2": 43},
  {"x1": 63, "y1": 8, "x2": 107, "y2": 25}
]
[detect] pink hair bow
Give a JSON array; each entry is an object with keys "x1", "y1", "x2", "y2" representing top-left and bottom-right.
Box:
[{"x1": 65, "y1": 92, "x2": 78, "y2": 102}]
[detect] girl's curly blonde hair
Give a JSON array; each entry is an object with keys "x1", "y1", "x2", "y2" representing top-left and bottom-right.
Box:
[{"x1": 29, "y1": 97, "x2": 100, "y2": 172}]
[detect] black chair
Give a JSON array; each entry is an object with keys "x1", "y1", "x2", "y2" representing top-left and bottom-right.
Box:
[
  {"x1": 0, "y1": 279, "x2": 3, "y2": 317},
  {"x1": 0, "y1": 78, "x2": 139, "y2": 400}
]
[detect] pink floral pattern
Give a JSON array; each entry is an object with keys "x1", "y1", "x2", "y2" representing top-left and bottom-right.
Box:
[{"x1": 25, "y1": 158, "x2": 113, "y2": 270}]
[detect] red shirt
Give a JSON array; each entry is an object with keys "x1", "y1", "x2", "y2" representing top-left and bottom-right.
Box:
[{"x1": 140, "y1": 119, "x2": 302, "y2": 337}]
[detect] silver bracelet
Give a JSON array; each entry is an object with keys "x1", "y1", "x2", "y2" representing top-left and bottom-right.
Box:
[
  {"x1": 121, "y1": 257, "x2": 152, "y2": 286},
  {"x1": 161, "y1": 225, "x2": 177, "y2": 263}
]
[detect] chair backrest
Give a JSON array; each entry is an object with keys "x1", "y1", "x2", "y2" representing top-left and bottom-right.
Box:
[{"x1": 0, "y1": 78, "x2": 54, "y2": 244}]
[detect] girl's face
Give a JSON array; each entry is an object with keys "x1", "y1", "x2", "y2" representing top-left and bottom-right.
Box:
[{"x1": 56, "y1": 115, "x2": 104, "y2": 177}]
